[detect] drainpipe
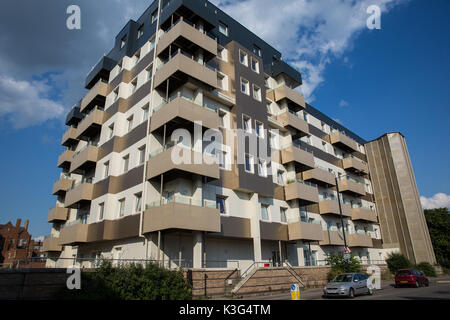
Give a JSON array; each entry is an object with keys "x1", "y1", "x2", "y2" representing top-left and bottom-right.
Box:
[
  {"x1": 139, "y1": 0, "x2": 162, "y2": 244},
  {"x1": 335, "y1": 176, "x2": 350, "y2": 272}
]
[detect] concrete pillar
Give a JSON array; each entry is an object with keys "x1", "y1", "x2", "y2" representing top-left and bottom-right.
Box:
[
  {"x1": 193, "y1": 231, "x2": 203, "y2": 268},
  {"x1": 249, "y1": 193, "x2": 262, "y2": 262},
  {"x1": 296, "y1": 241, "x2": 305, "y2": 267}
]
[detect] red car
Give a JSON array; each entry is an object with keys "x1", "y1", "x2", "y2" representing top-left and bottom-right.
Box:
[{"x1": 395, "y1": 269, "x2": 429, "y2": 288}]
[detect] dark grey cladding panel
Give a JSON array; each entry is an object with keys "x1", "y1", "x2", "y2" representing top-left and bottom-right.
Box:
[
  {"x1": 85, "y1": 56, "x2": 117, "y2": 89},
  {"x1": 305, "y1": 103, "x2": 366, "y2": 145},
  {"x1": 268, "y1": 59, "x2": 302, "y2": 86},
  {"x1": 233, "y1": 42, "x2": 273, "y2": 197},
  {"x1": 297, "y1": 140, "x2": 341, "y2": 167},
  {"x1": 65, "y1": 102, "x2": 83, "y2": 126}
]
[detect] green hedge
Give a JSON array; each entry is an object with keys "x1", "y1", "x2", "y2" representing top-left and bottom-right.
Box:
[
  {"x1": 58, "y1": 260, "x2": 192, "y2": 300},
  {"x1": 415, "y1": 262, "x2": 437, "y2": 277},
  {"x1": 386, "y1": 253, "x2": 412, "y2": 274},
  {"x1": 325, "y1": 253, "x2": 363, "y2": 281}
]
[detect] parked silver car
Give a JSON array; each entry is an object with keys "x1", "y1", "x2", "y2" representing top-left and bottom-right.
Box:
[{"x1": 323, "y1": 273, "x2": 373, "y2": 298}]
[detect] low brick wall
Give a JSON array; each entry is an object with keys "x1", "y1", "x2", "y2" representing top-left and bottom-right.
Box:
[
  {"x1": 184, "y1": 269, "x2": 241, "y2": 297},
  {"x1": 0, "y1": 268, "x2": 68, "y2": 300}
]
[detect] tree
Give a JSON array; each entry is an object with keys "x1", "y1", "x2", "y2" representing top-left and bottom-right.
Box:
[
  {"x1": 325, "y1": 253, "x2": 363, "y2": 281},
  {"x1": 424, "y1": 208, "x2": 450, "y2": 268},
  {"x1": 386, "y1": 252, "x2": 412, "y2": 274}
]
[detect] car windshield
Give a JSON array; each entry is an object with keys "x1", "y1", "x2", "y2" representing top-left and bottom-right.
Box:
[
  {"x1": 397, "y1": 270, "x2": 411, "y2": 275},
  {"x1": 332, "y1": 274, "x2": 353, "y2": 282}
]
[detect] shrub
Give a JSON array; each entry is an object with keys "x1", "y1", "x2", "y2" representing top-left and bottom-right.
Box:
[
  {"x1": 325, "y1": 253, "x2": 363, "y2": 282},
  {"x1": 415, "y1": 262, "x2": 437, "y2": 277},
  {"x1": 386, "y1": 253, "x2": 412, "y2": 274},
  {"x1": 58, "y1": 260, "x2": 192, "y2": 300}
]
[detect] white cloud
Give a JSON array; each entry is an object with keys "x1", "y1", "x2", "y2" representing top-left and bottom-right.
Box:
[
  {"x1": 0, "y1": 75, "x2": 64, "y2": 128},
  {"x1": 339, "y1": 100, "x2": 349, "y2": 107},
  {"x1": 212, "y1": 0, "x2": 405, "y2": 101},
  {"x1": 420, "y1": 193, "x2": 450, "y2": 210}
]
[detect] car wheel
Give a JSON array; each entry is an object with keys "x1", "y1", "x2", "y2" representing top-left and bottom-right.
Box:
[
  {"x1": 348, "y1": 288, "x2": 355, "y2": 298},
  {"x1": 415, "y1": 280, "x2": 419, "y2": 288}
]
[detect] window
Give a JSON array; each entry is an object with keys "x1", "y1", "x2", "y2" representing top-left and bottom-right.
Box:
[
  {"x1": 118, "y1": 199, "x2": 125, "y2": 217},
  {"x1": 261, "y1": 204, "x2": 269, "y2": 221},
  {"x1": 255, "y1": 121, "x2": 264, "y2": 138},
  {"x1": 240, "y1": 78, "x2": 249, "y2": 95},
  {"x1": 138, "y1": 146, "x2": 145, "y2": 165},
  {"x1": 108, "y1": 123, "x2": 114, "y2": 139},
  {"x1": 122, "y1": 154, "x2": 129, "y2": 173},
  {"x1": 127, "y1": 115, "x2": 134, "y2": 132},
  {"x1": 112, "y1": 87, "x2": 119, "y2": 102},
  {"x1": 277, "y1": 170, "x2": 285, "y2": 185},
  {"x1": 217, "y1": 73, "x2": 227, "y2": 90},
  {"x1": 146, "y1": 65, "x2": 153, "y2": 81},
  {"x1": 130, "y1": 79, "x2": 137, "y2": 94},
  {"x1": 218, "y1": 150, "x2": 227, "y2": 169},
  {"x1": 120, "y1": 35, "x2": 127, "y2": 49},
  {"x1": 103, "y1": 161, "x2": 110, "y2": 178},
  {"x1": 258, "y1": 159, "x2": 267, "y2": 177},
  {"x1": 98, "y1": 203, "x2": 105, "y2": 221},
  {"x1": 266, "y1": 101, "x2": 273, "y2": 115},
  {"x1": 151, "y1": 10, "x2": 158, "y2": 23},
  {"x1": 218, "y1": 110, "x2": 227, "y2": 128},
  {"x1": 142, "y1": 104, "x2": 149, "y2": 121},
  {"x1": 218, "y1": 21, "x2": 228, "y2": 36},
  {"x1": 239, "y1": 50, "x2": 248, "y2": 66},
  {"x1": 245, "y1": 154, "x2": 254, "y2": 173},
  {"x1": 253, "y1": 44, "x2": 262, "y2": 57},
  {"x1": 216, "y1": 196, "x2": 226, "y2": 214},
  {"x1": 134, "y1": 193, "x2": 142, "y2": 213},
  {"x1": 303, "y1": 112, "x2": 308, "y2": 122},
  {"x1": 218, "y1": 47, "x2": 227, "y2": 61},
  {"x1": 280, "y1": 208, "x2": 287, "y2": 223},
  {"x1": 134, "y1": 50, "x2": 141, "y2": 64},
  {"x1": 137, "y1": 24, "x2": 144, "y2": 39},
  {"x1": 243, "y1": 115, "x2": 251, "y2": 132},
  {"x1": 252, "y1": 84, "x2": 261, "y2": 101},
  {"x1": 251, "y1": 57, "x2": 259, "y2": 73}
]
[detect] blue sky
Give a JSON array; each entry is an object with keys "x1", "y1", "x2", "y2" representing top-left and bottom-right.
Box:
[{"x1": 0, "y1": 0, "x2": 449, "y2": 237}]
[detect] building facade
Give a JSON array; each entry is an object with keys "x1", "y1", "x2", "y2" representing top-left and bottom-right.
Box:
[
  {"x1": 365, "y1": 132, "x2": 436, "y2": 264},
  {"x1": 0, "y1": 219, "x2": 44, "y2": 267},
  {"x1": 44, "y1": 0, "x2": 391, "y2": 270}
]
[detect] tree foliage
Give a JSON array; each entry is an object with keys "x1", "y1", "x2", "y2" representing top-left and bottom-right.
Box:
[
  {"x1": 386, "y1": 252, "x2": 412, "y2": 274},
  {"x1": 59, "y1": 260, "x2": 192, "y2": 300},
  {"x1": 325, "y1": 253, "x2": 363, "y2": 281},
  {"x1": 424, "y1": 208, "x2": 450, "y2": 268}
]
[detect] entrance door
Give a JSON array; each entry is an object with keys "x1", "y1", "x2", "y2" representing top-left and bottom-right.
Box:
[{"x1": 272, "y1": 251, "x2": 280, "y2": 267}]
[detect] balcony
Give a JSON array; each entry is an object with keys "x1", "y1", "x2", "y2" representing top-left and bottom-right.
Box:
[
  {"x1": 337, "y1": 178, "x2": 366, "y2": 196},
  {"x1": 348, "y1": 233, "x2": 374, "y2": 248},
  {"x1": 280, "y1": 144, "x2": 315, "y2": 170},
  {"x1": 318, "y1": 199, "x2": 352, "y2": 217},
  {"x1": 157, "y1": 17, "x2": 217, "y2": 60},
  {"x1": 61, "y1": 126, "x2": 78, "y2": 147},
  {"x1": 79, "y1": 80, "x2": 109, "y2": 113},
  {"x1": 372, "y1": 238, "x2": 383, "y2": 249},
  {"x1": 52, "y1": 176, "x2": 74, "y2": 195},
  {"x1": 320, "y1": 230, "x2": 346, "y2": 246},
  {"x1": 64, "y1": 182, "x2": 94, "y2": 208},
  {"x1": 59, "y1": 222, "x2": 89, "y2": 245},
  {"x1": 154, "y1": 49, "x2": 217, "y2": 91},
  {"x1": 150, "y1": 92, "x2": 220, "y2": 133},
  {"x1": 284, "y1": 180, "x2": 319, "y2": 204},
  {"x1": 276, "y1": 109, "x2": 309, "y2": 138},
  {"x1": 85, "y1": 55, "x2": 116, "y2": 89},
  {"x1": 142, "y1": 196, "x2": 220, "y2": 233},
  {"x1": 47, "y1": 206, "x2": 69, "y2": 223},
  {"x1": 86, "y1": 214, "x2": 140, "y2": 243},
  {"x1": 69, "y1": 144, "x2": 99, "y2": 174},
  {"x1": 267, "y1": 84, "x2": 305, "y2": 110},
  {"x1": 288, "y1": 220, "x2": 323, "y2": 241},
  {"x1": 328, "y1": 131, "x2": 358, "y2": 152},
  {"x1": 42, "y1": 237, "x2": 62, "y2": 252},
  {"x1": 75, "y1": 107, "x2": 106, "y2": 141},
  {"x1": 341, "y1": 156, "x2": 368, "y2": 175},
  {"x1": 146, "y1": 145, "x2": 219, "y2": 181},
  {"x1": 351, "y1": 207, "x2": 378, "y2": 223},
  {"x1": 57, "y1": 149, "x2": 74, "y2": 169},
  {"x1": 260, "y1": 221, "x2": 288, "y2": 241},
  {"x1": 302, "y1": 167, "x2": 336, "y2": 186},
  {"x1": 65, "y1": 104, "x2": 83, "y2": 126}
]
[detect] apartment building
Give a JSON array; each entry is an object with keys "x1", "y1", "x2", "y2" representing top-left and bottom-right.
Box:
[{"x1": 44, "y1": 0, "x2": 390, "y2": 270}]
